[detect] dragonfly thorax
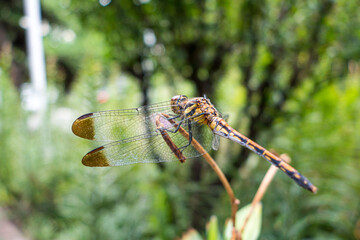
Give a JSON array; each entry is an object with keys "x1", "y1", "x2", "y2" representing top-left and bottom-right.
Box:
[
  {"x1": 182, "y1": 97, "x2": 220, "y2": 125},
  {"x1": 170, "y1": 95, "x2": 221, "y2": 125}
]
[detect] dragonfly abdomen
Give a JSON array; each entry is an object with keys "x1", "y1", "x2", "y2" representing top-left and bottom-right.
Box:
[
  {"x1": 209, "y1": 117, "x2": 318, "y2": 193},
  {"x1": 209, "y1": 118, "x2": 267, "y2": 156},
  {"x1": 209, "y1": 117, "x2": 285, "y2": 165}
]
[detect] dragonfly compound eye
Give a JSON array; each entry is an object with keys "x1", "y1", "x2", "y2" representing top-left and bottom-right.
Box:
[{"x1": 171, "y1": 95, "x2": 188, "y2": 114}]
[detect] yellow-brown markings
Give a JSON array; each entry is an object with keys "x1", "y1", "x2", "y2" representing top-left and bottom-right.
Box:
[
  {"x1": 72, "y1": 113, "x2": 96, "y2": 140},
  {"x1": 264, "y1": 151, "x2": 283, "y2": 165},
  {"x1": 264, "y1": 151, "x2": 272, "y2": 160},
  {"x1": 219, "y1": 128, "x2": 229, "y2": 135},
  {"x1": 82, "y1": 146, "x2": 110, "y2": 167},
  {"x1": 185, "y1": 103, "x2": 208, "y2": 124},
  {"x1": 293, "y1": 173, "x2": 301, "y2": 179},
  {"x1": 280, "y1": 162, "x2": 295, "y2": 171},
  {"x1": 211, "y1": 118, "x2": 233, "y2": 136},
  {"x1": 232, "y1": 135, "x2": 241, "y2": 142},
  {"x1": 248, "y1": 141, "x2": 264, "y2": 151},
  {"x1": 208, "y1": 121, "x2": 216, "y2": 129},
  {"x1": 247, "y1": 141, "x2": 256, "y2": 150}
]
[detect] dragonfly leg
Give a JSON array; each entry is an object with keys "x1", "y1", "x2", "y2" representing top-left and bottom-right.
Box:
[
  {"x1": 157, "y1": 114, "x2": 193, "y2": 152},
  {"x1": 162, "y1": 116, "x2": 185, "y2": 133},
  {"x1": 158, "y1": 112, "x2": 210, "y2": 154},
  {"x1": 160, "y1": 112, "x2": 209, "y2": 134},
  {"x1": 167, "y1": 112, "x2": 209, "y2": 152},
  {"x1": 155, "y1": 114, "x2": 186, "y2": 163},
  {"x1": 164, "y1": 112, "x2": 209, "y2": 151},
  {"x1": 178, "y1": 120, "x2": 193, "y2": 151},
  {"x1": 187, "y1": 112, "x2": 210, "y2": 120},
  {"x1": 166, "y1": 114, "x2": 181, "y2": 121}
]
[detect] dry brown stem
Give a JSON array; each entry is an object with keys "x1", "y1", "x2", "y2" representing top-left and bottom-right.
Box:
[{"x1": 162, "y1": 114, "x2": 240, "y2": 239}]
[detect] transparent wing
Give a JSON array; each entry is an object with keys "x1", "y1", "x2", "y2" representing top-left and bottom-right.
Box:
[
  {"x1": 72, "y1": 100, "x2": 179, "y2": 141},
  {"x1": 81, "y1": 119, "x2": 215, "y2": 166},
  {"x1": 212, "y1": 134, "x2": 220, "y2": 151}
]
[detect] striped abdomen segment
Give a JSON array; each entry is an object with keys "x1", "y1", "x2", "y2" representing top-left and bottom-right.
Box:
[{"x1": 208, "y1": 117, "x2": 317, "y2": 193}]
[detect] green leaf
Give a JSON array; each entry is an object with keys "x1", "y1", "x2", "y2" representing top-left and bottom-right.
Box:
[
  {"x1": 206, "y1": 215, "x2": 221, "y2": 240},
  {"x1": 224, "y1": 203, "x2": 262, "y2": 240}
]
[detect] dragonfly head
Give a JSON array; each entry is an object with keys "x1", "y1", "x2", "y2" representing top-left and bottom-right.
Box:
[{"x1": 171, "y1": 95, "x2": 188, "y2": 114}]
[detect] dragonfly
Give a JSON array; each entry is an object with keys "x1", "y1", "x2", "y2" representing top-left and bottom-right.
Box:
[{"x1": 72, "y1": 95, "x2": 317, "y2": 193}]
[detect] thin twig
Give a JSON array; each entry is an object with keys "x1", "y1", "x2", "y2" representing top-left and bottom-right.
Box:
[
  {"x1": 162, "y1": 114, "x2": 240, "y2": 238},
  {"x1": 181, "y1": 128, "x2": 241, "y2": 239}
]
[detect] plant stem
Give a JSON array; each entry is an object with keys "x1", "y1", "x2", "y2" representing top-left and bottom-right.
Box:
[
  {"x1": 238, "y1": 151, "x2": 291, "y2": 236},
  {"x1": 162, "y1": 114, "x2": 240, "y2": 235},
  {"x1": 179, "y1": 125, "x2": 240, "y2": 226}
]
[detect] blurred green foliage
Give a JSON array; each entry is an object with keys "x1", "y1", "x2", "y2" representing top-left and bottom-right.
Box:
[
  {"x1": 0, "y1": 0, "x2": 360, "y2": 239},
  {"x1": 177, "y1": 203, "x2": 262, "y2": 240}
]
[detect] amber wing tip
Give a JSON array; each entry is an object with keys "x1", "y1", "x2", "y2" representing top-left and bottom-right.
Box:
[
  {"x1": 71, "y1": 119, "x2": 81, "y2": 135},
  {"x1": 71, "y1": 113, "x2": 95, "y2": 140},
  {"x1": 82, "y1": 157, "x2": 111, "y2": 167},
  {"x1": 81, "y1": 146, "x2": 111, "y2": 167}
]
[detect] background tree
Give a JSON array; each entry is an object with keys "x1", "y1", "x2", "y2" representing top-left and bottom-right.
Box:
[{"x1": 0, "y1": 0, "x2": 359, "y2": 239}]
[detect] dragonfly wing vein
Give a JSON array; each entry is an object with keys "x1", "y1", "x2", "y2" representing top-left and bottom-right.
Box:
[
  {"x1": 72, "y1": 106, "x2": 177, "y2": 141},
  {"x1": 82, "y1": 128, "x2": 212, "y2": 166}
]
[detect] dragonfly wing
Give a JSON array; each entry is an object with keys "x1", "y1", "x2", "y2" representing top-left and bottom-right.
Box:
[
  {"x1": 82, "y1": 132, "x2": 172, "y2": 166},
  {"x1": 72, "y1": 101, "x2": 177, "y2": 141},
  {"x1": 211, "y1": 134, "x2": 220, "y2": 151},
  {"x1": 82, "y1": 124, "x2": 213, "y2": 167}
]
